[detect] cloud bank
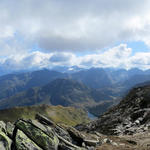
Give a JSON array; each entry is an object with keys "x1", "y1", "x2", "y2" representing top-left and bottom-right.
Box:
[
  {"x1": 0, "y1": 0, "x2": 150, "y2": 70},
  {"x1": 0, "y1": 0, "x2": 150, "y2": 54},
  {"x1": 1, "y1": 44, "x2": 150, "y2": 70}
]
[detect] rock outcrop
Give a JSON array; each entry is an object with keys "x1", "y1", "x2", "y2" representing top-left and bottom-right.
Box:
[{"x1": 0, "y1": 113, "x2": 101, "y2": 150}]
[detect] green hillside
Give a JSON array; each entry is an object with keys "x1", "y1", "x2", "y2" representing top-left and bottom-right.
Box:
[{"x1": 0, "y1": 104, "x2": 90, "y2": 126}]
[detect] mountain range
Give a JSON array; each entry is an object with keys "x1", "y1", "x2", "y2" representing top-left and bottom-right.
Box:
[{"x1": 0, "y1": 67, "x2": 150, "y2": 117}]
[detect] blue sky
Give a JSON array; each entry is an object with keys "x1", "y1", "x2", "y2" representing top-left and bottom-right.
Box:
[
  {"x1": 0, "y1": 0, "x2": 150, "y2": 70},
  {"x1": 127, "y1": 41, "x2": 149, "y2": 54}
]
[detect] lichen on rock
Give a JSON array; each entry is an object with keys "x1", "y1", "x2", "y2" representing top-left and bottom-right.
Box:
[{"x1": 15, "y1": 119, "x2": 59, "y2": 150}]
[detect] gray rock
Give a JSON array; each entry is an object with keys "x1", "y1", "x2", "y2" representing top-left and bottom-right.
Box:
[
  {"x1": 35, "y1": 113, "x2": 55, "y2": 126},
  {"x1": 6, "y1": 122, "x2": 14, "y2": 139},
  {"x1": 111, "y1": 142, "x2": 118, "y2": 146},
  {"x1": 66, "y1": 126, "x2": 85, "y2": 146},
  {"x1": 84, "y1": 139, "x2": 100, "y2": 147},
  {"x1": 54, "y1": 125, "x2": 72, "y2": 142},
  {"x1": 0, "y1": 131, "x2": 12, "y2": 150},
  {"x1": 0, "y1": 121, "x2": 6, "y2": 134},
  {"x1": 56, "y1": 133, "x2": 82, "y2": 150},
  {"x1": 15, "y1": 119, "x2": 59, "y2": 150},
  {"x1": 103, "y1": 138, "x2": 111, "y2": 144},
  {"x1": 126, "y1": 140, "x2": 137, "y2": 145},
  {"x1": 58, "y1": 143, "x2": 79, "y2": 150},
  {"x1": 15, "y1": 130, "x2": 42, "y2": 150}
]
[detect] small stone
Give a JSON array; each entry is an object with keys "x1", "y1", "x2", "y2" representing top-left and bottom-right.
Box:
[
  {"x1": 126, "y1": 140, "x2": 137, "y2": 145},
  {"x1": 87, "y1": 146, "x2": 95, "y2": 150},
  {"x1": 111, "y1": 142, "x2": 118, "y2": 146},
  {"x1": 84, "y1": 139, "x2": 100, "y2": 146},
  {"x1": 135, "y1": 120, "x2": 140, "y2": 125},
  {"x1": 82, "y1": 142, "x2": 86, "y2": 147},
  {"x1": 103, "y1": 138, "x2": 111, "y2": 144}
]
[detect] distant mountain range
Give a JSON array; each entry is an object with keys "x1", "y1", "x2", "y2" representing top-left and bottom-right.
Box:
[
  {"x1": 0, "y1": 67, "x2": 146, "y2": 99},
  {"x1": 0, "y1": 69, "x2": 65, "y2": 100},
  {"x1": 71, "y1": 68, "x2": 112, "y2": 89},
  {"x1": 0, "y1": 67, "x2": 150, "y2": 116},
  {"x1": 0, "y1": 78, "x2": 112, "y2": 110}
]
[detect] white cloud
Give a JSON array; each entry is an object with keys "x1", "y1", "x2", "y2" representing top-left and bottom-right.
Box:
[
  {"x1": 78, "y1": 44, "x2": 150, "y2": 70},
  {"x1": 0, "y1": 51, "x2": 77, "y2": 70},
  {"x1": 0, "y1": 1, "x2": 150, "y2": 70},
  {"x1": 128, "y1": 52, "x2": 150, "y2": 70},
  {"x1": 79, "y1": 44, "x2": 132, "y2": 68},
  {"x1": 1, "y1": 51, "x2": 52, "y2": 70},
  {"x1": 0, "y1": 0, "x2": 149, "y2": 54},
  {"x1": 1, "y1": 44, "x2": 150, "y2": 70}
]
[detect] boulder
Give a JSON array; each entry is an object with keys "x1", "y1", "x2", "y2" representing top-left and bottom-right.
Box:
[
  {"x1": 36, "y1": 114, "x2": 72, "y2": 142},
  {"x1": 15, "y1": 119, "x2": 59, "y2": 150},
  {"x1": 15, "y1": 129, "x2": 42, "y2": 150},
  {"x1": 35, "y1": 113, "x2": 55, "y2": 126},
  {"x1": 56, "y1": 133, "x2": 82, "y2": 150},
  {"x1": 66, "y1": 126, "x2": 85, "y2": 146},
  {"x1": 0, "y1": 131, "x2": 12, "y2": 150},
  {"x1": 0, "y1": 121, "x2": 6, "y2": 134},
  {"x1": 54, "y1": 125, "x2": 72, "y2": 142},
  {"x1": 31, "y1": 120, "x2": 56, "y2": 139},
  {"x1": 6, "y1": 122, "x2": 14, "y2": 139}
]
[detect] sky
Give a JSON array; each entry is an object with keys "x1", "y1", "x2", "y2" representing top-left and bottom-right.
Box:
[{"x1": 1, "y1": 0, "x2": 150, "y2": 71}]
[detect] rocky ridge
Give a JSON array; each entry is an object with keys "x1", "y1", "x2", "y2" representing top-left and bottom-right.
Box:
[{"x1": 77, "y1": 85, "x2": 150, "y2": 136}]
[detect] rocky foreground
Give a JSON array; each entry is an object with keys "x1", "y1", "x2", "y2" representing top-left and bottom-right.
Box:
[
  {"x1": 0, "y1": 113, "x2": 100, "y2": 150},
  {"x1": 0, "y1": 113, "x2": 150, "y2": 149}
]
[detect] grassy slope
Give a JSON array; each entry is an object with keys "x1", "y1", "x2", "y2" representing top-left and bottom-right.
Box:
[{"x1": 0, "y1": 104, "x2": 90, "y2": 126}]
